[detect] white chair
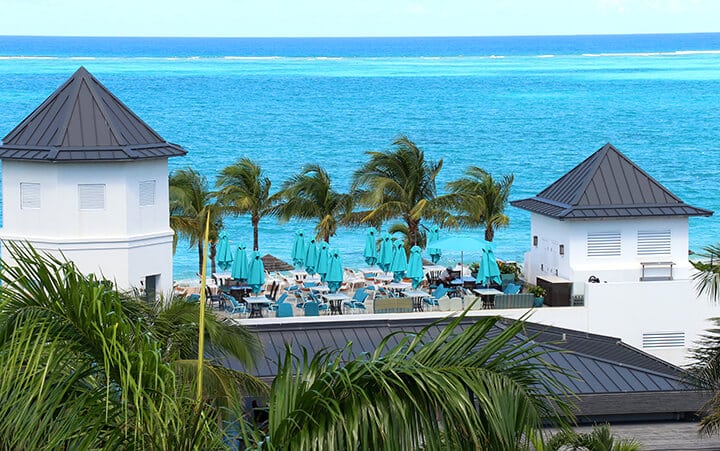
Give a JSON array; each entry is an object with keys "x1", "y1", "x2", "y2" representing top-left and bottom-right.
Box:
[
  {"x1": 437, "y1": 295, "x2": 451, "y2": 311},
  {"x1": 463, "y1": 295, "x2": 481, "y2": 310},
  {"x1": 448, "y1": 297, "x2": 463, "y2": 311}
]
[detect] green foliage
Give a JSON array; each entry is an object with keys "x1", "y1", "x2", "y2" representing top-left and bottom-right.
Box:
[
  {"x1": 527, "y1": 284, "x2": 546, "y2": 298},
  {"x1": 499, "y1": 260, "x2": 521, "y2": 277},
  {"x1": 692, "y1": 243, "x2": 720, "y2": 303},
  {"x1": 544, "y1": 423, "x2": 642, "y2": 450}
]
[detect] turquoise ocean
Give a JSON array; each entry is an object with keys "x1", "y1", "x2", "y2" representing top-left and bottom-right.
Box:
[{"x1": 0, "y1": 34, "x2": 719, "y2": 280}]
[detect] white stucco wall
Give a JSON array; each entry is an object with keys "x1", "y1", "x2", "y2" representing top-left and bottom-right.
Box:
[{"x1": 0, "y1": 159, "x2": 173, "y2": 293}]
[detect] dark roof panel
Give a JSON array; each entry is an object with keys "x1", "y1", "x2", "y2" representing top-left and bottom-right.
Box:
[
  {"x1": 0, "y1": 66, "x2": 187, "y2": 162},
  {"x1": 511, "y1": 143, "x2": 712, "y2": 219}
]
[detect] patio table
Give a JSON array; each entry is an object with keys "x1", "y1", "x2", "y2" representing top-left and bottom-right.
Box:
[
  {"x1": 473, "y1": 288, "x2": 503, "y2": 309},
  {"x1": 322, "y1": 293, "x2": 350, "y2": 315},
  {"x1": 403, "y1": 289, "x2": 429, "y2": 312},
  {"x1": 244, "y1": 295, "x2": 269, "y2": 318}
]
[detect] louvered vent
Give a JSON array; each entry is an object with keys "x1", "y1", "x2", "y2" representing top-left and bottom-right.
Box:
[
  {"x1": 638, "y1": 230, "x2": 671, "y2": 256},
  {"x1": 139, "y1": 180, "x2": 156, "y2": 207},
  {"x1": 20, "y1": 183, "x2": 40, "y2": 209},
  {"x1": 642, "y1": 332, "x2": 685, "y2": 349},
  {"x1": 587, "y1": 232, "x2": 621, "y2": 257},
  {"x1": 78, "y1": 184, "x2": 105, "y2": 210}
]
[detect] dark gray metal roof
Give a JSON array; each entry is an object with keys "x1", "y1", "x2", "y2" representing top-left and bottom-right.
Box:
[
  {"x1": 0, "y1": 66, "x2": 187, "y2": 162},
  {"x1": 511, "y1": 143, "x2": 712, "y2": 219},
  {"x1": 239, "y1": 316, "x2": 695, "y2": 396}
]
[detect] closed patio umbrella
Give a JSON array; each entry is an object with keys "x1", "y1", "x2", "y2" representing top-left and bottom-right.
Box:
[
  {"x1": 407, "y1": 245, "x2": 424, "y2": 288},
  {"x1": 316, "y1": 240, "x2": 330, "y2": 282},
  {"x1": 477, "y1": 241, "x2": 502, "y2": 287},
  {"x1": 390, "y1": 240, "x2": 408, "y2": 282},
  {"x1": 291, "y1": 230, "x2": 306, "y2": 268},
  {"x1": 363, "y1": 227, "x2": 379, "y2": 266},
  {"x1": 231, "y1": 243, "x2": 249, "y2": 281},
  {"x1": 247, "y1": 251, "x2": 265, "y2": 294},
  {"x1": 378, "y1": 232, "x2": 393, "y2": 272},
  {"x1": 427, "y1": 225, "x2": 442, "y2": 264},
  {"x1": 305, "y1": 238, "x2": 318, "y2": 275},
  {"x1": 326, "y1": 248, "x2": 344, "y2": 293},
  {"x1": 216, "y1": 231, "x2": 233, "y2": 271}
]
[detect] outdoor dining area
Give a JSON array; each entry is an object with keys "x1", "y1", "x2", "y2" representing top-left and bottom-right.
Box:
[{"x1": 175, "y1": 228, "x2": 542, "y2": 319}]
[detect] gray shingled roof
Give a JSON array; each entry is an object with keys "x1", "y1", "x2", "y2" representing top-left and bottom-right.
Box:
[
  {"x1": 0, "y1": 66, "x2": 187, "y2": 162},
  {"x1": 510, "y1": 143, "x2": 712, "y2": 219}
]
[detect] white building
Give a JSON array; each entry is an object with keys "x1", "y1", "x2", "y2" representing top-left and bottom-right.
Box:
[
  {"x1": 510, "y1": 143, "x2": 715, "y2": 365},
  {"x1": 0, "y1": 67, "x2": 187, "y2": 298}
]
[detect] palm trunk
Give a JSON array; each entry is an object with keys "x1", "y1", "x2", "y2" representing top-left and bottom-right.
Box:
[
  {"x1": 408, "y1": 219, "x2": 421, "y2": 247},
  {"x1": 252, "y1": 216, "x2": 260, "y2": 251},
  {"x1": 210, "y1": 243, "x2": 217, "y2": 275},
  {"x1": 485, "y1": 226, "x2": 494, "y2": 242},
  {"x1": 197, "y1": 241, "x2": 204, "y2": 275}
]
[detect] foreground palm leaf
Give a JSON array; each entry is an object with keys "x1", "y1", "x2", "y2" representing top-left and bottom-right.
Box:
[{"x1": 239, "y1": 313, "x2": 575, "y2": 450}]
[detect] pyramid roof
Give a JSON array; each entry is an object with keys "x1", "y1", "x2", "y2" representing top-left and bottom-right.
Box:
[
  {"x1": 0, "y1": 66, "x2": 187, "y2": 162},
  {"x1": 511, "y1": 143, "x2": 712, "y2": 219}
]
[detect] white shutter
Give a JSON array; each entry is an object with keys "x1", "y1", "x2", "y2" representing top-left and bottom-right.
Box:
[
  {"x1": 637, "y1": 230, "x2": 671, "y2": 256},
  {"x1": 642, "y1": 332, "x2": 685, "y2": 349},
  {"x1": 78, "y1": 184, "x2": 105, "y2": 210},
  {"x1": 20, "y1": 183, "x2": 40, "y2": 209},
  {"x1": 139, "y1": 180, "x2": 156, "y2": 207},
  {"x1": 586, "y1": 232, "x2": 621, "y2": 257}
]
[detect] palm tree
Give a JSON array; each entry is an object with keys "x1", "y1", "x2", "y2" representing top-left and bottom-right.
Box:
[
  {"x1": 545, "y1": 423, "x2": 642, "y2": 450},
  {"x1": 274, "y1": 164, "x2": 353, "y2": 243},
  {"x1": 235, "y1": 313, "x2": 576, "y2": 450},
  {"x1": 445, "y1": 166, "x2": 514, "y2": 242},
  {"x1": 215, "y1": 158, "x2": 277, "y2": 251},
  {"x1": 351, "y1": 135, "x2": 448, "y2": 247},
  {"x1": 0, "y1": 242, "x2": 265, "y2": 448},
  {"x1": 170, "y1": 168, "x2": 224, "y2": 274}
]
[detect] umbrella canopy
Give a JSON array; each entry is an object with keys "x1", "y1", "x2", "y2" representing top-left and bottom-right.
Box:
[
  {"x1": 426, "y1": 225, "x2": 442, "y2": 264},
  {"x1": 363, "y1": 227, "x2": 379, "y2": 266},
  {"x1": 378, "y1": 232, "x2": 393, "y2": 272},
  {"x1": 315, "y1": 241, "x2": 330, "y2": 282},
  {"x1": 390, "y1": 240, "x2": 408, "y2": 282},
  {"x1": 230, "y1": 243, "x2": 249, "y2": 281},
  {"x1": 477, "y1": 241, "x2": 502, "y2": 287},
  {"x1": 291, "y1": 230, "x2": 306, "y2": 268},
  {"x1": 247, "y1": 251, "x2": 266, "y2": 294},
  {"x1": 305, "y1": 238, "x2": 318, "y2": 275},
  {"x1": 429, "y1": 235, "x2": 486, "y2": 270},
  {"x1": 326, "y1": 248, "x2": 344, "y2": 293},
  {"x1": 216, "y1": 231, "x2": 234, "y2": 271},
  {"x1": 407, "y1": 245, "x2": 424, "y2": 288}
]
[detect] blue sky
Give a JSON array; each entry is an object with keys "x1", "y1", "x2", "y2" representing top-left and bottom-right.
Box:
[{"x1": 2, "y1": 0, "x2": 719, "y2": 37}]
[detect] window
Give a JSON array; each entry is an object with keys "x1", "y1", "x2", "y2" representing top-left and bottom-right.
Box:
[
  {"x1": 20, "y1": 183, "x2": 40, "y2": 209},
  {"x1": 586, "y1": 232, "x2": 621, "y2": 257},
  {"x1": 78, "y1": 184, "x2": 105, "y2": 210},
  {"x1": 637, "y1": 230, "x2": 671, "y2": 256},
  {"x1": 139, "y1": 180, "x2": 156, "y2": 207}
]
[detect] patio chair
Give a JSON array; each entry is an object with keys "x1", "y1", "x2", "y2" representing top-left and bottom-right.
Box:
[
  {"x1": 448, "y1": 297, "x2": 463, "y2": 311},
  {"x1": 464, "y1": 294, "x2": 482, "y2": 310},
  {"x1": 304, "y1": 301, "x2": 320, "y2": 317},
  {"x1": 423, "y1": 285, "x2": 448, "y2": 310},
  {"x1": 276, "y1": 302, "x2": 294, "y2": 318},
  {"x1": 186, "y1": 293, "x2": 201, "y2": 304},
  {"x1": 503, "y1": 283, "x2": 521, "y2": 295},
  {"x1": 437, "y1": 295, "x2": 452, "y2": 311},
  {"x1": 225, "y1": 294, "x2": 248, "y2": 317},
  {"x1": 347, "y1": 287, "x2": 369, "y2": 313}
]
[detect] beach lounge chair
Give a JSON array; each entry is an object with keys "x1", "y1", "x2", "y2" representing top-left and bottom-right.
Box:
[{"x1": 225, "y1": 294, "x2": 248, "y2": 317}]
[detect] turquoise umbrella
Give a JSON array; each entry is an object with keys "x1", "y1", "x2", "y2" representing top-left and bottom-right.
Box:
[
  {"x1": 378, "y1": 232, "x2": 393, "y2": 272},
  {"x1": 363, "y1": 227, "x2": 379, "y2": 266},
  {"x1": 407, "y1": 245, "x2": 424, "y2": 288},
  {"x1": 427, "y1": 225, "x2": 442, "y2": 264},
  {"x1": 230, "y1": 243, "x2": 249, "y2": 281},
  {"x1": 305, "y1": 238, "x2": 318, "y2": 275},
  {"x1": 247, "y1": 251, "x2": 266, "y2": 294},
  {"x1": 390, "y1": 240, "x2": 408, "y2": 282},
  {"x1": 326, "y1": 248, "x2": 344, "y2": 293},
  {"x1": 291, "y1": 230, "x2": 306, "y2": 268},
  {"x1": 316, "y1": 241, "x2": 330, "y2": 282},
  {"x1": 216, "y1": 231, "x2": 234, "y2": 271},
  {"x1": 477, "y1": 241, "x2": 502, "y2": 287}
]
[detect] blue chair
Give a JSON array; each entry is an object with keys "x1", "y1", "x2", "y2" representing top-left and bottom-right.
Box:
[
  {"x1": 225, "y1": 294, "x2": 248, "y2": 316},
  {"x1": 503, "y1": 283, "x2": 521, "y2": 295},
  {"x1": 304, "y1": 301, "x2": 320, "y2": 317},
  {"x1": 186, "y1": 293, "x2": 201, "y2": 304},
  {"x1": 348, "y1": 288, "x2": 369, "y2": 313},
  {"x1": 423, "y1": 285, "x2": 448, "y2": 309},
  {"x1": 306, "y1": 292, "x2": 329, "y2": 314},
  {"x1": 277, "y1": 302, "x2": 294, "y2": 318}
]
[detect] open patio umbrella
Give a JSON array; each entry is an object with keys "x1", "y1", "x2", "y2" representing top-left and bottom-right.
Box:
[
  {"x1": 427, "y1": 225, "x2": 442, "y2": 264},
  {"x1": 216, "y1": 231, "x2": 234, "y2": 271},
  {"x1": 305, "y1": 238, "x2": 318, "y2": 275},
  {"x1": 291, "y1": 229, "x2": 306, "y2": 268},
  {"x1": 407, "y1": 245, "x2": 424, "y2": 288},
  {"x1": 390, "y1": 240, "x2": 408, "y2": 282},
  {"x1": 326, "y1": 248, "x2": 344, "y2": 293},
  {"x1": 230, "y1": 243, "x2": 249, "y2": 281},
  {"x1": 363, "y1": 227, "x2": 379, "y2": 266},
  {"x1": 477, "y1": 241, "x2": 502, "y2": 287},
  {"x1": 247, "y1": 251, "x2": 265, "y2": 294},
  {"x1": 316, "y1": 240, "x2": 330, "y2": 282},
  {"x1": 378, "y1": 232, "x2": 393, "y2": 272},
  {"x1": 429, "y1": 235, "x2": 486, "y2": 273}
]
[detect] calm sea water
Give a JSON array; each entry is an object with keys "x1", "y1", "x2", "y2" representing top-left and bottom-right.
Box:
[{"x1": 1, "y1": 34, "x2": 719, "y2": 280}]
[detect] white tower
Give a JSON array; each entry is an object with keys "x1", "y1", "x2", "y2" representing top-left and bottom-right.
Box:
[{"x1": 0, "y1": 67, "x2": 187, "y2": 298}]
